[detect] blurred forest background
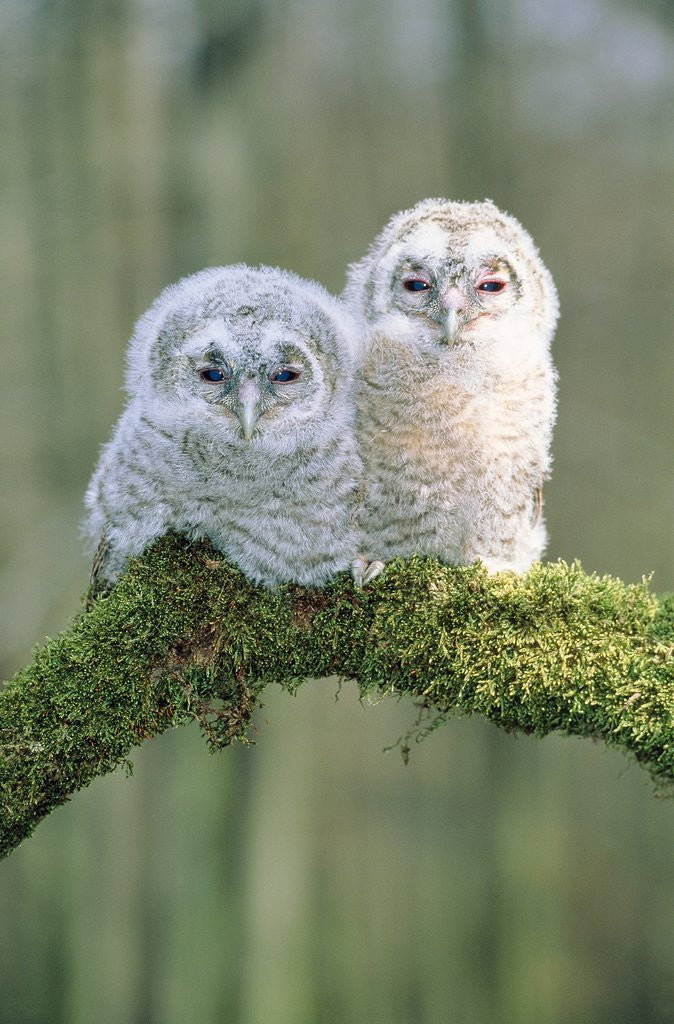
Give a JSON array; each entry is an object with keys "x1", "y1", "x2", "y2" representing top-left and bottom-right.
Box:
[{"x1": 0, "y1": 0, "x2": 673, "y2": 1022}]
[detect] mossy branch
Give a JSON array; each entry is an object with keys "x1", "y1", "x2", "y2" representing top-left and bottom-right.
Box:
[{"x1": 1, "y1": 534, "x2": 673, "y2": 859}]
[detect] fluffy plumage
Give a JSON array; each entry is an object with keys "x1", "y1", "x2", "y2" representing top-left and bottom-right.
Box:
[
  {"x1": 85, "y1": 264, "x2": 361, "y2": 589},
  {"x1": 344, "y1": 198, "x2": 559, "y2": 574}
]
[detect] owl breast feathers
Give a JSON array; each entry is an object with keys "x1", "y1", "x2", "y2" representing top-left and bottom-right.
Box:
[
  {"x1": 84, "y1": 264, "x2": 362, "y2": 589},
  {"x1": 343, "y1": 197, "x2": 559, "y2": 575}
]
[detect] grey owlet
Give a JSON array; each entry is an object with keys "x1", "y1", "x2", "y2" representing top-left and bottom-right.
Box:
[
  {"x1": 84, "y1": 264, "x2": 361, "y2": 591},
  {"x1": 344, "y1": 198, "x2": 559, "y2": 582}
]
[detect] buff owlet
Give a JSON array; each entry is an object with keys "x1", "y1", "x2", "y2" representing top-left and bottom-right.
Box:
[
  {"x1": 344, "y1": 198, "x2": 559, "y2": 582},
  {"x1": 85, "y1": 264, "x2": 361, "y2": 591}
]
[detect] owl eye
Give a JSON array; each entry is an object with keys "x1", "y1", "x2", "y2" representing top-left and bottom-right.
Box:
[
  {"x1": 477, "y1": 280, "x2": 507, "y2": 293},
  {"x1": 199, "y1": 367, "x2": 229, "y2": 383},
  {"x1": 270, "y1": 367, "x2": 302, "y2": 384},
  {"x1": 403, "y1": 277, "x2": 431, "y2": 292}
]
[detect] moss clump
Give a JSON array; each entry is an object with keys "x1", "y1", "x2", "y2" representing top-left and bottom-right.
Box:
[{"x1": 1, "y1": 534, "x2": 672, "y2": 859}]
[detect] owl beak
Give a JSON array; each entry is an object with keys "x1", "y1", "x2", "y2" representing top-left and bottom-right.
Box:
[
  {"x1": 441, "y1": 287, "x2": 466, "y2": 345},
  {"x1": 444, "y1": 308, "x2": 461, "y2": 344},
  {"x1": 236, "y1": 380, "x2": 261, "y2": 441}
]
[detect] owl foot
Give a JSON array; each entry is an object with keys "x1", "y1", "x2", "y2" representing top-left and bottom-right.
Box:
[{"x1": 351, "y1": 556, "x2": 386, "y2": 589}]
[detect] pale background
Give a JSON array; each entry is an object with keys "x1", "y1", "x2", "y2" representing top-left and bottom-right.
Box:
[{"x1": 0, "y1": 1, "x2": 673, "y2": 1021}]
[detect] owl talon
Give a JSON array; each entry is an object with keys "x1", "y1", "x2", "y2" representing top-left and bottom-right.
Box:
[
  {"x1": 351, "y1": 556, "x2": 385, "y2": 588},
  {"x1": 350, "y1": 556, "x2": 368, "y2": 589},
  {"x1": 362, "y1": 560, "x2": 385, "y2": 585}
]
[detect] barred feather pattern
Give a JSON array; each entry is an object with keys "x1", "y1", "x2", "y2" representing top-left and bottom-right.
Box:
[{"x1": 85, "y1": 265, "x2": 361, "y2": 588}]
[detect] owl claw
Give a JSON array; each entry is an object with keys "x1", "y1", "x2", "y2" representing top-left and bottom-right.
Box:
[
  {"x1": 362, "y1": 560, "x2": 385, "y2": 584},
  {"x1": 351, "y1": 556, "x2": 367, "y2": 589},
  {"x1": 351, "y1": 556, "x2": 386, "y2": 588}
]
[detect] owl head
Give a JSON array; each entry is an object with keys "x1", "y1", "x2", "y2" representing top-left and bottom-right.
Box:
[
  {"x1": 345, "y1": 198, "x2": 559, "y2": 362},
  {"x1": 125, "y1": 265, "x2": 357, "y2": 450}
]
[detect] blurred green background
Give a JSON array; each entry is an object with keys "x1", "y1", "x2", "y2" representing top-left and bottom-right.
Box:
[{"x1": 1, "y1": 1, "x2": 673, "y2": 1022}]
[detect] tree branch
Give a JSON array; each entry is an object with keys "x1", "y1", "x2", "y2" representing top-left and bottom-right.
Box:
[{"x1": 1, "y1": 534, "x2": 672, "y2": 859}]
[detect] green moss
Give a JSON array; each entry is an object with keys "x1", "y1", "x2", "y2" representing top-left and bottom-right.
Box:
[{"x1": 1, "y1": 534, "x2": 672, "y2": 859}]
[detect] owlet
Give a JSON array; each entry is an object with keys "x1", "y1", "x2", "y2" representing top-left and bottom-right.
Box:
[
  {"x1": 85, "y1": 264, "x2": 361, "y2": 591},
  {"x1": 344, "y1": 198, "x2": 559, "y2": 581}
]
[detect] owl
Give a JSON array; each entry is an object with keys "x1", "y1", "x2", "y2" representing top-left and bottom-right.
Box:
[
  {"x1": 344, "y1": 198, "x2": 559, "y2": 583},
  {"x1": 84, "y1": 264, "x2": 361, "y2": 592}
]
